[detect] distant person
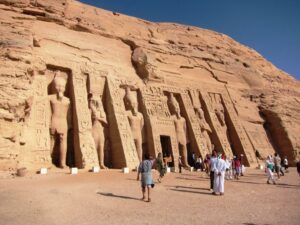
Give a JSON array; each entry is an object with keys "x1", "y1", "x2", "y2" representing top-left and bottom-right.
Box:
[
  {"x1": 212, "y1": 154, "x2": 226, "y2": 196},
  {"x1": 282, "y1": 156, "x2": 289, "y2": 172},
  {"x1": 178, "y1": 156, "x2": 183, "y2": 173},
  {"x1": 195, "y1": 155, "x2": 203, "y2": 171},
  {"x1": 137, "y1": 153, "x2": 155, "y2": 202},
  {"x1": 156, "y1": 152, "x2": 166, "y2": 183},
  {"x1": 233, "y1": 156, "x2": 241, "y2": 180},
  {"x1": 204, "y1": 154, "x2": 210, "y2": 174},
  {"x1": 265, "y1": 155, "x2": 276, "y2": 184},
  {"x1": 240, "y1": 154, "x2": 245, "y2": 176},
  {"x1": 274, "y1": 153, "x2": 284, "y2": 179},
  {"x1": 225, "y1": 156, "x2": 233, "y2": 180},
  {"x1": 209, "y1": 150, "x2": 217, "y2": 191}
]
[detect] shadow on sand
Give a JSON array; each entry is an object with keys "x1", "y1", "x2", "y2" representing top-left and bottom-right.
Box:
[
  {"x1": 165, "y1": 185, "x2": 209, "y2": 191},
  {"x1": 97, "y1": 192, "x2": 141, "y2": 201},
  {"x1": 169, "y1": 188, "x2": 212, "y2": 196}
]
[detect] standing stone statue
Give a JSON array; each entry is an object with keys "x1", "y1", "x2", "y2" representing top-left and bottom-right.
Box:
[
  {"x1": 195, "y1": 106, "x2": 213, "y2": 152},
  {"x1": 125, "y1": 87, "x2": 144, "y2": 162},
  {"x1": 49, "y1": 76, "x2": 71, "y2": 168},
  {"x1": 89, "y1": 94, "x2": 107, "y2": 169},
  {"x1": 214, "y1": 96, "x2": 232, "y2": 152},
  {"x1": 168, "y1": 93, "x2": 189, "y2": 167},
  {"x1": 215, "y1": 105, "x2": 226, "y2": 127}
]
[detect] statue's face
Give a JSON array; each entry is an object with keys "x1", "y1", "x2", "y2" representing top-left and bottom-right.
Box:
[
  {"x1": 174, "y1": 105, "x2": 180, "y2": 116},
  {"x1": 131, "y1": 101, "x2": 138, "y2": 115},
  {"x1": 55, "y1": 79, "x2": 66, "y2": 95}
]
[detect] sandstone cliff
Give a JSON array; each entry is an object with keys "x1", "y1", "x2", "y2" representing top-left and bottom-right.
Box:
[{"x1": 0, "y1": 0, "x2": 299, "y2": 171}]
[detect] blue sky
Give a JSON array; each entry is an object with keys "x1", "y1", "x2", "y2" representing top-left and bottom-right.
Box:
[{"x1": 80, "y1": 0, "x2": 300, "y2": 80}]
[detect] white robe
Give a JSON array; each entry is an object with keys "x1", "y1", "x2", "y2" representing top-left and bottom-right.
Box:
[{"x1": 213, "y1": 158, "x2": 226, "y2": 193}]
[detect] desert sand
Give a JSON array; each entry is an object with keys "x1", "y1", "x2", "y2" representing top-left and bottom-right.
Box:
[{"x1": 0, "y1": 168, "x2": 299, "y2": 225}]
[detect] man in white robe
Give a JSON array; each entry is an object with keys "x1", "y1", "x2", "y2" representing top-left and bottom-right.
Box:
[{"x1": 213, "y1": 155, "x2": 226, "y2": 195}]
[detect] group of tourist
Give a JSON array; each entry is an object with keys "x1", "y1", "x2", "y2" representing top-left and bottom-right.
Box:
[
  {"x1": 265, "y1": 153, "x2": 289, "y2": 184},
  {"x1": 137, "y1": 149, "x2": 300, "y2": 202}
]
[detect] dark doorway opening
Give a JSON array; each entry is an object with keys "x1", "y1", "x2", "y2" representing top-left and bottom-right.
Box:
[
  {"x1": 160, "y1": 136, "x2": 174, "y2": 167},
  {"x1": 187, "y1": 143, "x2": 194, "y2": 167}
]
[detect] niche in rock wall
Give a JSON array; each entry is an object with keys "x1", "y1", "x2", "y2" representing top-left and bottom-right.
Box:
[
  {"x1": 86, "y1": 74, "x2": 111, "y2": 169},
  {"x1": 46, "y1": 66, "x2": 75, "y2": 168},
  {"x1": 259, "y1": 109, "x2": 295, "y2": 163},
  {"x1": 165, "y1": 92, "x2": 192, "y2": 166}
]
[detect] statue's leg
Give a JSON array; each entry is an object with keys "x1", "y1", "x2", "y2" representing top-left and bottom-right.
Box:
[
  {"x1": 135, "y1": 139, "x2": 143, "y2": 162},
  {"x1": 99, "y1": 131, "x2": 107, "y2": 169},
  {"x1": 181, "y1": 143, "x2": 189, "y2": 167},
  {"x1": 50, "y1": 133, "x2": 55, "y2": 159},
  {"x1": 59, "y1": 132, "x2": 67, "y2": 168}
]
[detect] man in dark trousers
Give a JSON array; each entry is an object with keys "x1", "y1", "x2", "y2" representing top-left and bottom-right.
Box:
[{"x1": 209, "y1": 150, "x2": 217, "y2": 192}]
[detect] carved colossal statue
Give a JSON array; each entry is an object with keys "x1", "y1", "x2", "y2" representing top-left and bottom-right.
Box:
[
  {"x1": 213, "y1": 95, "x2": 232, "y2": 152},
  {"x1": 89, "y1": 94, "x2": 107, "y2": 169},
  {"x1": 195, "y1": 106, "x2": 213, "y2": 152},
  {"x1": 125, "y1": 87, "x2": 144, "y2": 162},
  {"x1": 168, "y1": 93, "x2": 189, "y2": 167},
  {"x1": 49, "y1": 76, "x2": 71, "y2": 168},
  {"x1": 215, "y1": 106, "x2": 225, "y2": 127}
]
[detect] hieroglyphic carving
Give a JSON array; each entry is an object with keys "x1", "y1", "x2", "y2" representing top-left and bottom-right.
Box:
[
  {"x1": 140, "y1": 85, "x2": 179, "y2": 168},
  {"x1": 20, "y1": 75, "x2": 51, "y2": 168},
  {"x1": 106, "y1": 77, "x2": 139, "y2": 169},
  {"x1": 200, "y1": 90, "x2": 233, "y2": 157},
  {"x1": 180, "y1": 91, "x2": 209, "y2": 157},
  {"x1": 71, "y1": 65, "x2": 98, "y2": 168}
]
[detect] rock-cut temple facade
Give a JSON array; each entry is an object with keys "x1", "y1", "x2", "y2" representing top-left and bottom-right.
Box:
[{"x1": 0, "y1": 0, "x2": 299, "y2": 171}]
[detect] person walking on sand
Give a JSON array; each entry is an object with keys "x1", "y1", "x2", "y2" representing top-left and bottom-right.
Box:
[
  {"x1": 209, "y1": 150, "x2": 217, "y2": 191},
  {"x1": 233, "y1": 156, "x2": 241, "y2": 180},
  {"x1": 282, "y1": 156, "x2": 289, "y2": 172},
  {"x1": 137, "y1": 153, "x2": 155, "y2": 202},
  {"x1": 212, "y1": 154, "x2": 226, "y2": 196},
  {"x1": 265, "y1": 155, "x2": 276, "y2": 184},
  {"x1": 156, "y1": 152, "x2": 166, "y2": 183}
]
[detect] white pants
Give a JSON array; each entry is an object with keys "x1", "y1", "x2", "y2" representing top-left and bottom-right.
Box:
[
  {"x1": 214, "y1": 171, "x2": 225, "y2": 193},
  {"x1": 225, "y1": 168, "x2": 233, "y2": 179},
  {"x1": 266, "y1": 169, "x2": 275, "y2": 183}
]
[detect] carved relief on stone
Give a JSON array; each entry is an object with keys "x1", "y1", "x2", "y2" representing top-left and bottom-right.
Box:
[
  {"x1": 207, "y1": 92, "x2": 233, "y2": 156},
  {"x1": 48, "y1": 74, "x2": 72, "y2": 168},
  {"x1": 167, "y1": 93, "x2": 189, "y2": 167},
  {"x1": 194, "y1": 104, "x2": 213, "y2": 153},
  {"x1": 87, "y1": 73, "x2": 109, "y2": 169},
  {"x1": 122, "y1": 85, "x2": 145, "y2": 162},
  {"x1": 89, "y1": 94, "x2": 108, "y2": 169}
]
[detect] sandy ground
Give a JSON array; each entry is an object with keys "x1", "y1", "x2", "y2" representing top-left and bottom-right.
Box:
[{"x1": 0, "y1": 167, "x2": 299, "y2": 225}]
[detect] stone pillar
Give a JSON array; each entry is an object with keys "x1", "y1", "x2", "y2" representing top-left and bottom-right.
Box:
[
  {"x1": 222, "y1": 94, "x2": 256, "y2": 166},
  {"x1": 200, "y1": 90, "x2": 233, "y2": 157},
  {"x1": 71, "y1": 66, "x2": 99, "y2": 168},
  {"x1": 21, "y1": 75, "x2": 51, "y2": 169},
  {"x1": 180, "y1": 91, "x2": 208, "y2": 157},
  {"x1": 106, "y1": 77, "x2": 139, "y2": 169}
]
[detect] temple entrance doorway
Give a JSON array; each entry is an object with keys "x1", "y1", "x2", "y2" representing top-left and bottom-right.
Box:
[{"x1": 160, "y1": 135, "x2": 174, "y2": 167}]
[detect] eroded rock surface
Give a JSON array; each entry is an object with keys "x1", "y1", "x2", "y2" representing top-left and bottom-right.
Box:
[{"x1": 0, "y1": 0, "x2": 299, "y2": 171}]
